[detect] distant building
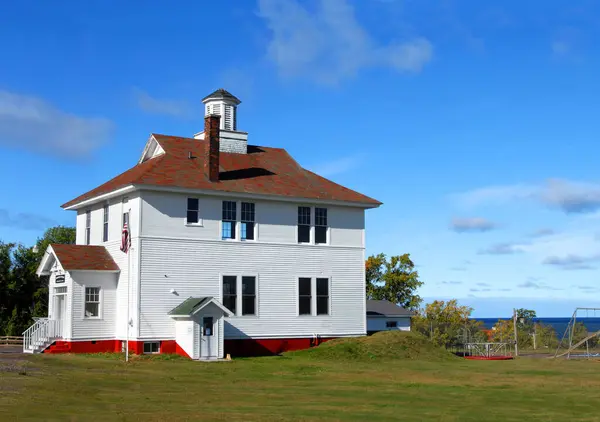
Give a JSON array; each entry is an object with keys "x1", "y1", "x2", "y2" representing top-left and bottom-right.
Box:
[{"x1": 366, "y1": 300, "x2": 413, "y2": 334}]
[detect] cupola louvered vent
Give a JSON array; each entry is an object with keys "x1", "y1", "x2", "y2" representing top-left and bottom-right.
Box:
[{"x1": 224, "y1": 104, "x2": 234, "y2": 131}]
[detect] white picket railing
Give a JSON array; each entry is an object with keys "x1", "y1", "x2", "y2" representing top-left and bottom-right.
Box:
[{"x1": 22, "y1": 318, "x2": 62, "y2": 353}]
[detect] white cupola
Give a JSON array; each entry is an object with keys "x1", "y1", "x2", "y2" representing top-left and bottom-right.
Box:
[
  {"x1": 194, "y1": 88, "x2": 248, "y2": 154},
  {"x1": 201, "y1": 88, "x2": 241, "y2": 131}
]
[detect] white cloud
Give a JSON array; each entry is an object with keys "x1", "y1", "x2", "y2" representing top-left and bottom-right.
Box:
[
  {"x1": 453, "y1": 179, "x2": 600, "y2": 214},
  {"x1": 309, "y1": 155, "x2": 361, "y2": 177},
  {"x1": 257, "y1": 0, "x2": 433, "y2": 84},
  {"x1": 133, "y1": 88, "x2": 192, "y2": 118},
  {"x1": 0, "y1": 90, "x2": 112, "y2": 158},
  {"x1": 450, "y1": 217, "x2": 497, "y2": 233},
  {"x1": 0, "y1": 209, "x2": 58, "y2": 231},
  {"x1": 478, "y1": 242, "x2": 525, "y2": 255}
]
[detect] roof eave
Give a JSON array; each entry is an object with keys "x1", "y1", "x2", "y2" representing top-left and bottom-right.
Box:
[
  {"x1": 136, "y1": 184, "x2": 381, "y2": 209},
  {"x1": 62, "y1": 185, "x2": 137, "y2": 210}
]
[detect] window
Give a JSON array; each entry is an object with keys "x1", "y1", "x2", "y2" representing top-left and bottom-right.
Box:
[
  {"x1": 84, "y1": 287, "x2": 100, "y2": 318},
  {"x1": 122, "y1": 197, "x2": 129, "y2": 229},
  {"x1": 187, "y1": 198, "x2": 200, "y2": 224},
  {"x1": 103, "y1": 204, "x2": 109, "y2": 242},
  {"x1": 315, "y1": 208, "x2": 328, "y2": 244},
  {"x1": 241, "y1": 276, "x2": 256, "y2": 315},
  {"x1": 241, "y1": 202, "x2": 255, "y2": 240},
  {"x1": 298, "y1": 277, "x2": 312, "y2": 315},
  {"x1": 222, "y1": 201, "x2": 237, "y2": 240},
  {"x1": 143, "y1": 342, "x2": 160, "y2": 354},
  {"x1": 386, "y1": 321, "x2": 398, "y2": 328},
  {"x1": 298, "y1": 207, "x2": 311, "y2": 243},
  {"x1": 222, "y1": 276, "x2": 237, "y2": 314},
  {"x1": 85, "y1": 210, "x2": 91, "y2": 245},
  {"x1": 316, "y1": 278, "x2": 329, "y2": 315}
]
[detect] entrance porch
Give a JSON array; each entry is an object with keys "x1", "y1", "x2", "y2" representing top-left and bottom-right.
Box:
[{"x1": 169, "y1": 297, "x2": 233, "y2": 360}]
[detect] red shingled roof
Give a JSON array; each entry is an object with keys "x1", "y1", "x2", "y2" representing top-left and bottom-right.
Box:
[
  {"x1": 62, "y1": 134, "x2": 381, "y2": 208},
  {"x1": 51, "y1": 244, "x2": 119, "y2": 272}
]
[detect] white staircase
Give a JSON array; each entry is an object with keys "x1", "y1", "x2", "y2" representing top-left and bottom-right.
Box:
[{"x1": 23, "y1": 318, "x2": 62, "y2": 354}]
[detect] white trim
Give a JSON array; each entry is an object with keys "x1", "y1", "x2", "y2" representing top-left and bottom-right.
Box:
[
  {"x1": 68, "y1": 269, "x2": 120, "y2": 274},
  {"x1": 63, "y1": 185, "x2": 136, "y2": 210},
  {"x1": 138, "y1": 234, "x2": 365, "y2": 250},
  {"x1": 138, "y1": 185, "x2": 380, "y2": 209},
  {"x1": 82, "y1": 285, "x2": 103, "y2": 320},
  {"x1": 63, "y1": 182, "x2": 380, "y2": 212},
  {"x1": 219, "y1": 274, "x2": 259, "y2": 318},
  {"x1": 190, "y1": 297, "x2": 234, "y2": 317},
  {"x1": 185, "y1": 196, "x2": 203, "y2": 227}
]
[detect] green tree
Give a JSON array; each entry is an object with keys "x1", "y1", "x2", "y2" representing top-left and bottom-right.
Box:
[
  {"x1": 365, "y1": 253, "x2": 423, "y2": 311},
  {"x1": 412, "y1": 299, "x2": 478, "y2": 348},
  {"x1": 0, "y1": 226, "x2": 75, "y2": 335}
]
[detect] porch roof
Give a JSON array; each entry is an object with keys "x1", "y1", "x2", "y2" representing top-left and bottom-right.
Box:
[
  {"x1": 168, "y1": 297, "x2": 233, "y2": 317},
  {"x1": 37, "y1": 244, "x2": 120, "y2": 276}
]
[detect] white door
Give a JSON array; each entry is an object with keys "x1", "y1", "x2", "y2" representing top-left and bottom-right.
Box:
[
  {"x1": 55, "y1": 295, "x2": 66, "y2": 337},
  {"x1": 200, "y1": 316, "x2": 218, "y2": 359}
]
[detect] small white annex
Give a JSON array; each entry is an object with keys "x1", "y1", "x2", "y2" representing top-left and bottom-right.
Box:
[
  {"x1": 366, "y1": 300, "x2": 413, "y2": 334},
  {"x1": 169, "y1": 297, "x2": 233, "y2": 360}
]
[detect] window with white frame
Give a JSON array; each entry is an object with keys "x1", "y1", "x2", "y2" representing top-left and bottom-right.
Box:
[
  {"x1": 85, "y1": 210, "x2": 91, "y2": 245},
  {"x1": 84, "y1": 287, "x2": 100, "y2": 318},
  {"x1": 315, "y1": 208, "x2": 328, "y2": 244},
  {"x1": 241, "y1": 202, "x2": 255, "y2": 240},
  {"x1": 222, "y1": 276, "x2": 237, "y2": 314},
  {"x1": 222, "y1": 275, "x2": 257, "y2": 316},
  {"x1": 222, "y1": 201, "x2": 237, "y2": 240},
  {"x1": 103, "y1": 204, "x2": 109, "y2": 242},
  {"x1": 297, "y1": 207, "x2": 311, "y2": 243},
  {"x1": 241, "y1": 276, "x2": 256, "y2": 315},
  {"x1": 298, "y1": 277, "x2": 312, "y2": 315},
  {"x1": 122, "y1": 197, "x2": 129, "y2": 229},
  {"x1": 316, "y1": 278, "x2": 329, "y2": 315},
  {"x1": 298, "y1": 277, "x2": 330, "y2": 316},
  {"x1": 143, "y1": 342, "x2": 160, "y2": 354},
  {"x1": 187, "y1": 198, "x2": 200, "y2": 224}
]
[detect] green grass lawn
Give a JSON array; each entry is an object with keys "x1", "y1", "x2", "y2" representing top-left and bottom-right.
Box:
[{"x1": 2, "y1": 333, "x2": 600, "y2": 421}]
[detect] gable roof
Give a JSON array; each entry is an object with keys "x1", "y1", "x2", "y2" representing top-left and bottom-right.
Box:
[
  {"x1": 366, "y1": 300, "x2": 413, "y2": 317},
  {"x1": 50, "y1": 244, "x2": 120, "y2": 272},
  {"x1": 168, "y1": 297, "x2": 233, "y2": 317},
  {"x1": 62, "y1": 134, "x2": 381, "y2": 209}
]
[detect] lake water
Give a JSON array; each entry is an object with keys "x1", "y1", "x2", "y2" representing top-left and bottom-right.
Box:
[{"x1": 473, "y1": 317, "x2": 600, "y2": 336}]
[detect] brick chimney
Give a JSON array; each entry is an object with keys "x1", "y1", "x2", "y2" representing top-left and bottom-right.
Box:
[{"x1": 204, "y1": 114, "x2": 220, "y2": 182}]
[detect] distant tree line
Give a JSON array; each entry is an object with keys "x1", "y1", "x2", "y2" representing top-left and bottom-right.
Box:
[
  {"x1": 364, "y1": 254, "x2": 573, "y2": 350},
  {"x1": 0, "y1": 226, "x2": 75, "y2": 336}
]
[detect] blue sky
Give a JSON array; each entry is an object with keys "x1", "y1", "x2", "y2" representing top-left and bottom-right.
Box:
[{"x1": 2, "y1": 0, "x2": 600, "y2": 317}]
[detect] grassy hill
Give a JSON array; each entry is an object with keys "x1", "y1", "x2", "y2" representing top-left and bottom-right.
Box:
[{"x1": 285, "y1": 330, "x2": 457, "y2": 361}]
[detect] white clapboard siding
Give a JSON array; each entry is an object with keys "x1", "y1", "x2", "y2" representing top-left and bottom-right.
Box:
[
  {"x1": 139, "y1": 237, "x2": 365, "y2": 340},
  {"x1": 140, "y1": 191, "x2": 365, "y2": 247},
  {"x1": 70, "y1": 271, "x2": 118, "y2": 339},
  {"x1": 75, "y1": 194, "x2": 141, "y2": 247},
  {"x1": 103, "y1": 238, "x2": 142, "y2": 340},
  {"x1": 367, "y1": 317, "x2": 411, "y2": 332}
]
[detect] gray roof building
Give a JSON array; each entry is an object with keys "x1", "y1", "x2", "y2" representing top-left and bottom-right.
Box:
[{"x1": 366, "y1": 300, "x2": 414, "y2": 317}]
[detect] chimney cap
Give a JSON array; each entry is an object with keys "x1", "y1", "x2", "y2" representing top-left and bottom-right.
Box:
[{"x1": 202, "y1": 88, "x2": 241, "y2": 105}]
